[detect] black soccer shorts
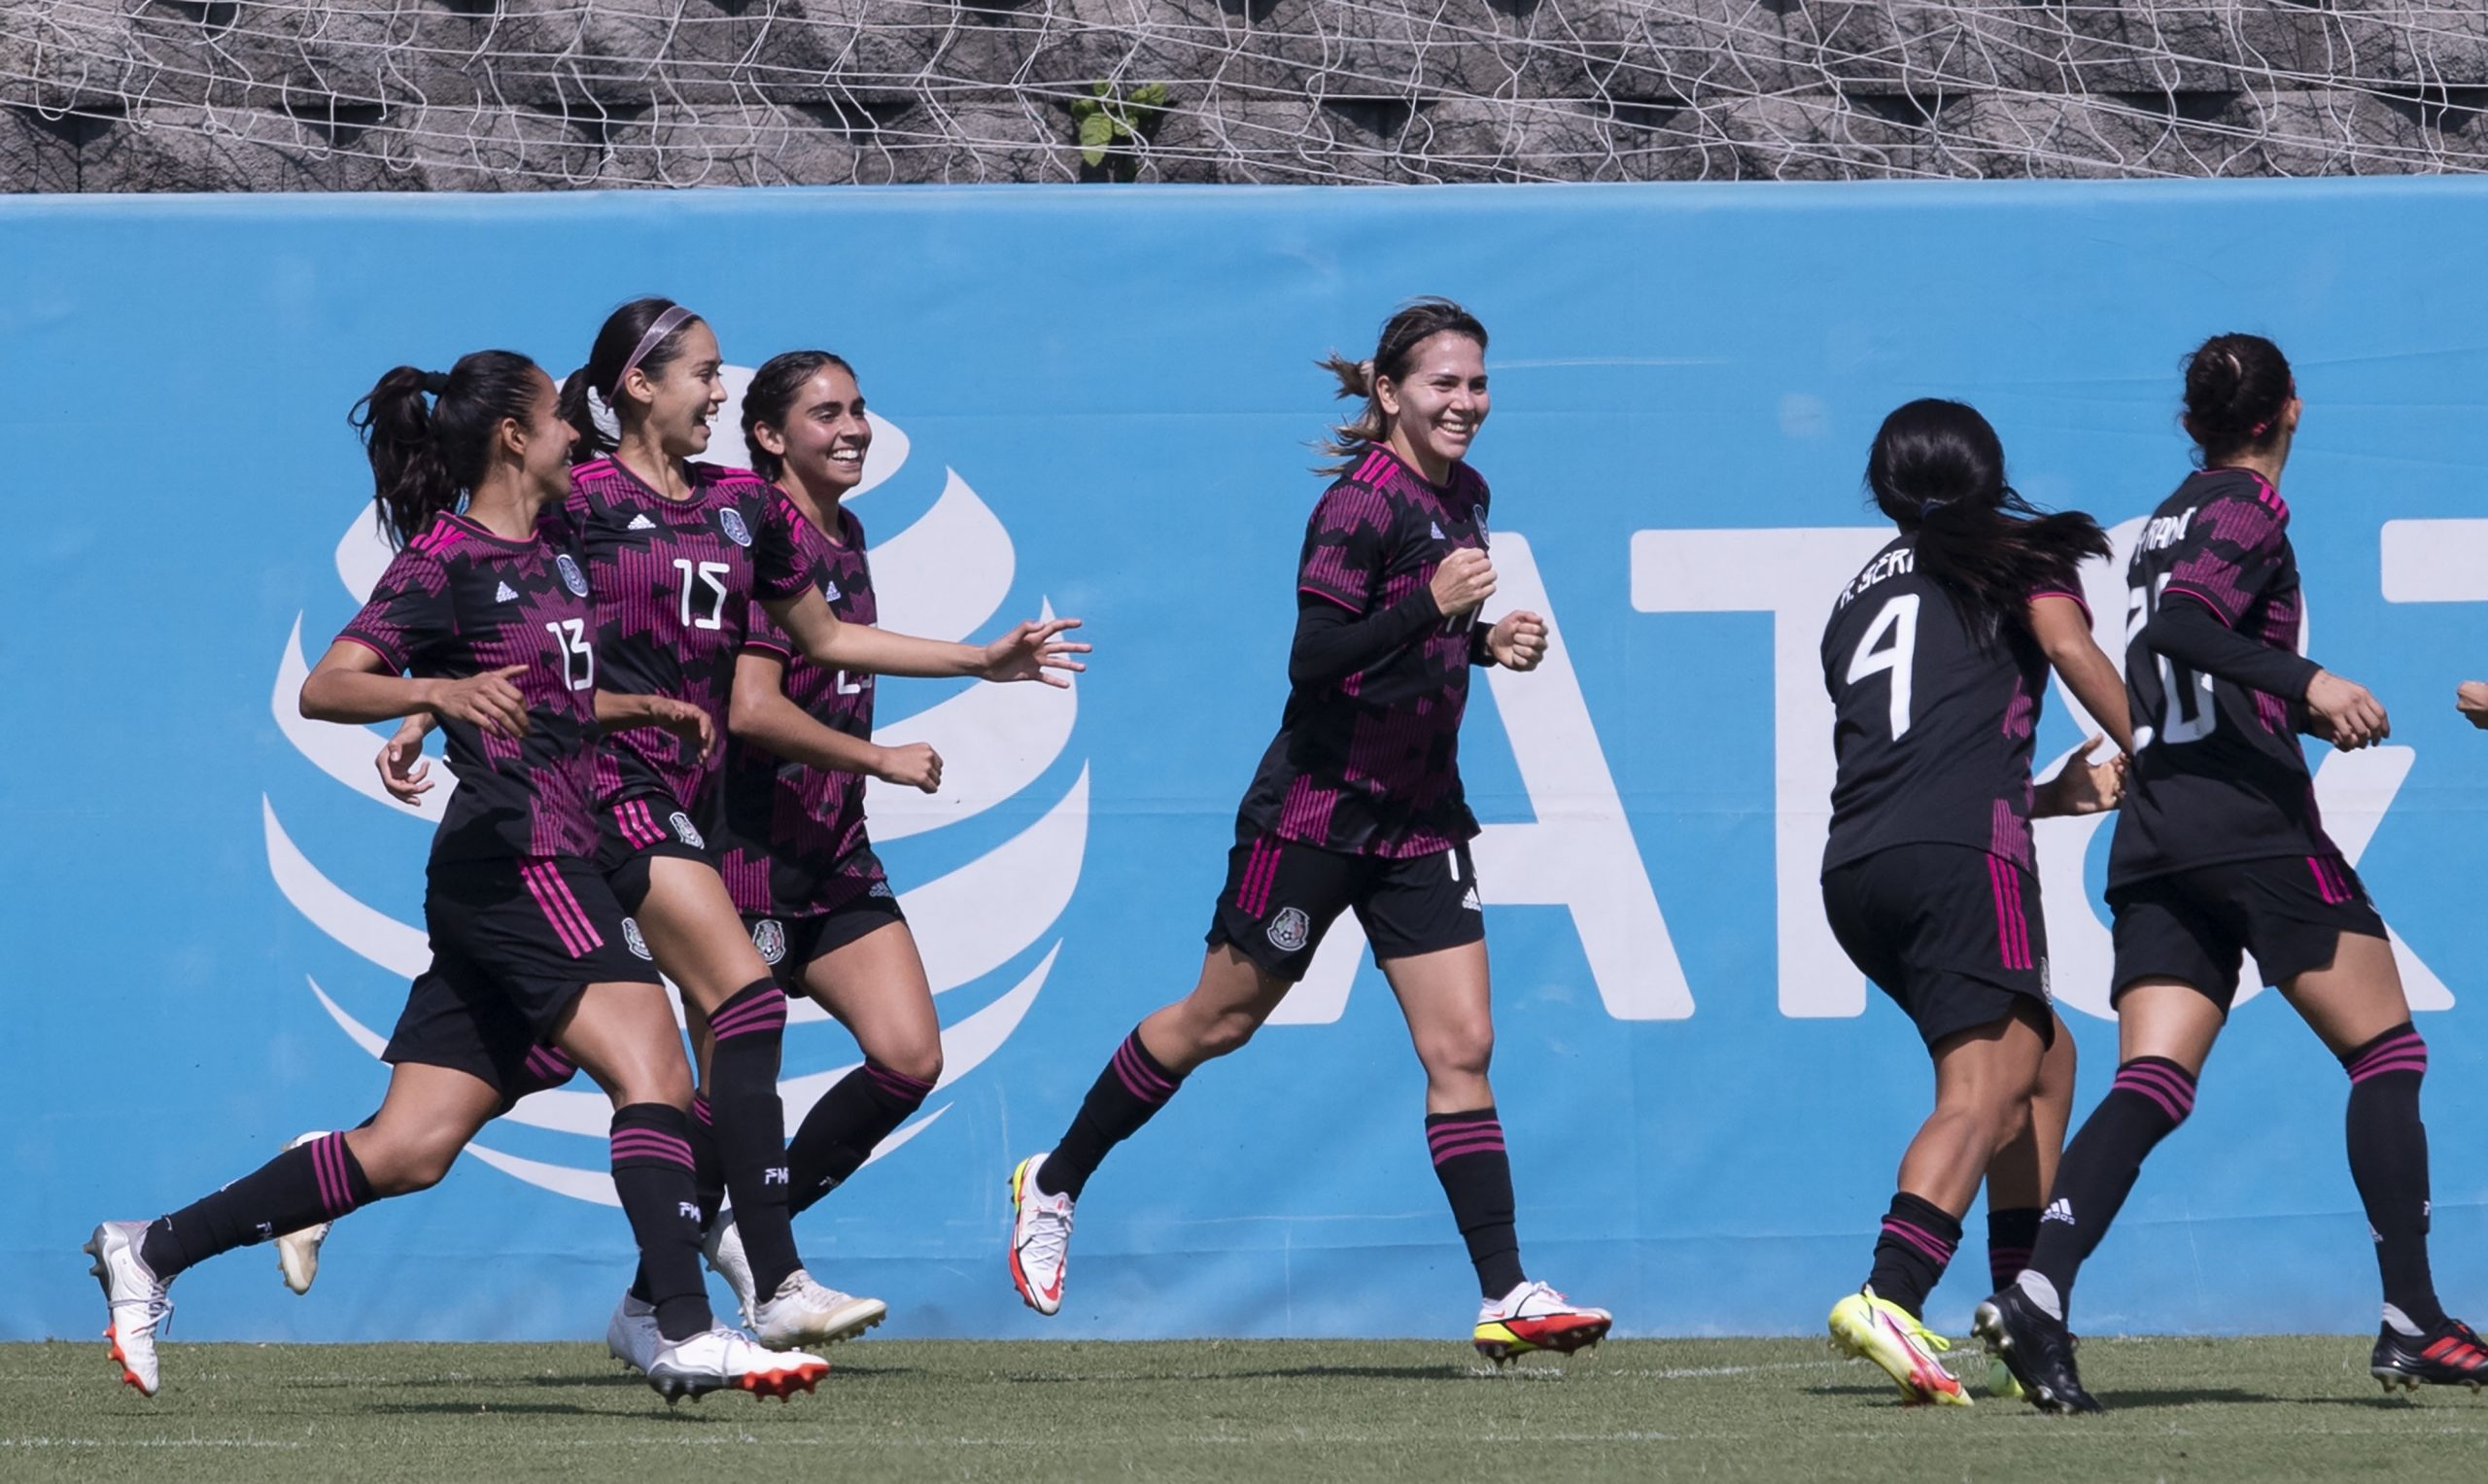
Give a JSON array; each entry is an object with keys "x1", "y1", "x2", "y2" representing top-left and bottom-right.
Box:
[
  {"x1": 2108, "y1": 852, "x2": 2388, "y2": 1013},
  {"x1": 385, "y1": 853, "x2": 661, "y2": 1091},
  {"x1": 744, "y1": 888, "x2": 909, "y2": 996},
  {"x1": 1821, "y1": 842, "x2": 2056, "y2": 1051},
  {"x1": 1206, "y1": 833, "x2": 1484, "y2": 984},
  {"x1": 594, "y1": 792, "x2": 720, "y2": 913}
]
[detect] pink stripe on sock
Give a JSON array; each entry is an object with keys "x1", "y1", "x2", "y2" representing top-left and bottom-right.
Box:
[
  {"x1": 708, "y1": 995, "x2": 787, "y2": 1041},
  {"x1": 1111, "y1": 1040, "x2": 1177, "y2": 1104},
  {"x1": 691, "y1": 1093, "x2": 712, "y2": 1125},
  {"x1": 865, "y1": 1063, "x2": 935, "y2": 1100},
  {"x1": 2113, "y1": 1067, "x2": 2192, "y2": 1122},
  {"x1": 1427, "y1": 1119, "x2": 1502, "y2": 1151},
  {"x1": 1429, "y1": 1136, "x2": 1507, "y2": 1165},
  {"x1": 610, "y1": 1131, "x2": 696, "y2": 1167},
  {"x1": 2351, "y1": 1055, "x2": 2431, "y2": 1084},
  {"x1": 1881, "y1": 1217, "x2": 1957, "y2": 1265},
  {"x1": 310, "y1": 1135, "x2": 344, "y2": 1216}
]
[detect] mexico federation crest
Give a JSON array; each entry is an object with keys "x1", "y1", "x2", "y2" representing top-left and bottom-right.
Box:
[
  {"x1": 556, "y1": 553, "x2": 589, "y2": 597},
  {"x1": 622, "y1": 916, "x2": 652, "y2": 960},
  {"x1": 718, "y1": 507, "x2": 752, "y2": 547},
  {"x1": 751, "y1": 918, "x2": 786, "y2": 965},
  {"x1": 1266, "y1": 906, "x2": 1311, "y2": 953},
  {"x1": 669, "y1": 811, "x2": 706, "y2": 848}
]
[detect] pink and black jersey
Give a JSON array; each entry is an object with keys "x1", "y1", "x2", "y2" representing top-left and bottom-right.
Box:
[
  {"x1": 1233, "y1": 446, "x2": 1487, "y2": 858},
  {"x1": 556, "y1": 458, "x2": 817, "y2": 817},
  {"x1": 1821, "y1": 533, "x2": 2082, "y2": 876},
  {"x1": 719, "y1": 502, "x2": 890, "y2": 918},
  {"x1": 336, "y1": 513, "x2": 601, "y2": 861},
  {"x1": 2111, "y1": 467, "x2": 2332, "y2": 883}
]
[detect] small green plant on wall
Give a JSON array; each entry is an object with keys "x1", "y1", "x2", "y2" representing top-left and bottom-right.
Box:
[{"x1": 1072, "y1": 82, "x2": 1171, "y2": 181}]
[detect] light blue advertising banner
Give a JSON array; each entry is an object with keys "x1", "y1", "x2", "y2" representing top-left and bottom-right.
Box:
[{"x1": 7, "y1": 180, "x2": 2488, "y2": 1341}]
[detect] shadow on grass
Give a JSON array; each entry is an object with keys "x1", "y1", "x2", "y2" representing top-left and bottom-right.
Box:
[{"x1": 2085, "y1": 1387, "x2": 2274, "y2": 1410}]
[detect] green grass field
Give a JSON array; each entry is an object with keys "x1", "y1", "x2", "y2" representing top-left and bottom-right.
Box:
[{"x1": 7, "y1": 1335, "x2": 2484, "y2": 1482}]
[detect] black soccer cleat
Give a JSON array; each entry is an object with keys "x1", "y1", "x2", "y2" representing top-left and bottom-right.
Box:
[
  {"x1": 1974, "y1": 1287, "x2": 2100, "y2": 1415},
  {"x1": 2372, "y1": 1318, "x2": 2488, "y2": 1394}
]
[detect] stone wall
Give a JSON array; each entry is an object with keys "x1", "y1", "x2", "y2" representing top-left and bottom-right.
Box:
[{"x1": 5, "y1": 1, "x2": 2485, "y2": 189}]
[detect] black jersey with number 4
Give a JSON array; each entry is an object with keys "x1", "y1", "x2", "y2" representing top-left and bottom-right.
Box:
[
  {"x1": 2109, "y1": 467, "x2": 2334, "y2": 885},
  {"x1": 337, "y1": 513, "x2": 602, "y2": 862},
  {"x1": 1821, "y1": 533, "x2": 2083, "y2": 875}
]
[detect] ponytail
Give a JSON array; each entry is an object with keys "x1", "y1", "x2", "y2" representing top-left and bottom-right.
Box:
[
  {"x1": 350, "y1": 350, "x2": 545, "y2": 548},
  {"x1": 1866, "y1": 398, "x2": 2109, "y2": 644},
  {"x1": 2181, "y1": 332, "x2": 2295, "y2": 466},
  {"x1": 563, "y1": 296, "x2": 704, "y2": 464},
  {"x1": 1316, "y1": 295, "x2": 1488, "y2": 475}
]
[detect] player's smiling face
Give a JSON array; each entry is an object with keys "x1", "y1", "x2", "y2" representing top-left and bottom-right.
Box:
[
  {"x1": 1378, "y1": 331, "x2": 1489, "y2": 474},
  {"x1": 766, "y1": 363, "x2": 873, "y2": 497},
  {"x1": 631, "y1": 320, "x2": 729, "y2": 461}
]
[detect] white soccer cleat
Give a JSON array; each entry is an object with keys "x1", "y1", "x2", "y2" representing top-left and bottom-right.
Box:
[
  {"x1": 752, "y1": 1267, "x2": 887, "y2": 1350},
  {"x1": 1472, "y1": 1280, "x2": 1613, "y2": 1365},
  {"x1": 84, "y1": 1221, "x2": 173, "y2": 1397},
  {"x1": 1006, "y1": 1154, "x2": 1074, "y2": 1317},
  {"x1": 606, "y1": 1292, "x2": 662, "y2": 1374},
  {"x1": 643, "y1": 1325, "x2": 829, "y2": 1403},
  {"x1": 703, "y1": 1214, "x2": 758, "y2": 1329},
  {"x1": 274, "y1": 1131, "x2": 333, "y2": 1295}
]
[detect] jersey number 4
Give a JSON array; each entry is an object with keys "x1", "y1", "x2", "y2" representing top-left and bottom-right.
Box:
[
  {"x1": 672, "y1": 559, "x2": 731, "y2": 631},
  {"x1": 2126, "y1": 576, "x2": 2216, "y2": 745},
  {"x1": 1845, "y1": 593, "x2": 1920, "y2": 742}
]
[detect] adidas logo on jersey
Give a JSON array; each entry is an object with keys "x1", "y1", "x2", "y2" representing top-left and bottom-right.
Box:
[
  {"x1": 495, "y1": 581, "x2": 518, "y2": 603},
  {"x1": 822, "y1": 580, "x2": 843, "y2": 603},
  {"x1": 626, "y1": 513, "x2": 657, "y2": 531},
  {"x1": 1431, "y1": 521, "x2": 1446, "y2": 539},
  {"x1": 2041, "y1": 1198, "x2": 2075, "y2": 1226},
  {"x1": 1460, "y1": 887, "x2": 1483, "y2": 913}
]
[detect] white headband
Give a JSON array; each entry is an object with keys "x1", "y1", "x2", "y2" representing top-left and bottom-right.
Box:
[{"x1": 615, "y1": 304, "x2": 696, "y2": 391}]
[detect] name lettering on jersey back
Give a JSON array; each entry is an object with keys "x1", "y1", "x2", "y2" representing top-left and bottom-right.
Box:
[
  {"x1": 1835, "y1": 546, "x2": 1914, "y2": 610},
  {"x1": 2140, "y1": 507, "x2": 2197, "y2": 552}
]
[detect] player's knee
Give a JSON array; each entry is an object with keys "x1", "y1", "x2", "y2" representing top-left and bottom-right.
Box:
[
  {"x1": 1193, "y1": 1008, "x2": 1262, "y2": 1060},
  {"x1": 2341, "y1": 1022, "x2": 2428, "y2": 1086},
  {"x1": 880, "y1": 1038, "x2": 943, "y2": 1087},
  {"x1": 1421, "y1": 1021, "x2": 1495, "y2": 1082},
  {"x1": 363, "y1": 1132, "x2": 462, "y2": 1195},
  {"x1": 606, "y1": 1059, "x2": 695, "y2": 1112}
]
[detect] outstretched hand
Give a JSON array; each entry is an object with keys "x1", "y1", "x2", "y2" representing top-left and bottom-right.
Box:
[
  {"x1": 981, "y1": 617, "x2": 1090, "y2": 688},
  {"x1": 2457, "y1": 680, "x2": 2488, "y2": 730}
]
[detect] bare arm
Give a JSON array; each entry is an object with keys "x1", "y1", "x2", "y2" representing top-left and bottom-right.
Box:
[
  {"x1": 726, "y1": 650, "x2": 941, "y2": 791},
  {"x1": 2029, "y1": 594, "x2": 2133, "y2": 756},
  {"x1": 301, "y1": 639, "x2": 531, "y2": 738},
  {"x1": 596, "y1": 690, "x2": 716, "y2": 765},
  {"x1": 760, "y1": 585, "x2": 1089, "y2": 687}
]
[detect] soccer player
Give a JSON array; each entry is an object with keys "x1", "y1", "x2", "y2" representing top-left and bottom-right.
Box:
[
  {"x1": 1977, "y1": 333, "x2": 2487, "y2": 1410},
  {"x1": 691, "y1": 350, "x2": 944, "y2": 1343},
  {"x1": 1817, "y1": 399, "x2": 2131, "y2": 1405},
  {"x1": 86, "y1": 351, "x2": 826, "y2": 1401},
  {"x1": 1004, "y1": 298, "x2": 1612, "y2": 1363},
  {"x1": 549, "y1": 299, "x2": 1086, "y2": 1366}
]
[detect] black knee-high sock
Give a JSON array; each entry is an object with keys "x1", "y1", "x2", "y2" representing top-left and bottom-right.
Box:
[
  {"x1": 608, "y1": 1102, "x2": 712, "y2": 1343},
  {"x1": 2022, "y1": 1056, "x2": 2196, "y2": 1317},
  {"x1": 1035, "y1": 1028, "x2": 1184, "y2": 1200},
  {"x1": 1987, "y1": 1206, "x2": 2041, "y2": 1293},
  {"x1": 1429, "y1": 1108, "x2": 1526, "y2": 1300},
  {"x1": 140, "y1": 1132, "x2": 375, "y2": 1279},
  {"x1": 1863, "y1": 1191, "x2": 1960, "y2": 1320},
  {"x1": 2342, "y1": 1022, "x2": 2444, "y2": 1332},
  {"x1": 631, "y1": 1092, "x2": 727, "y2": 1306},
  {"x1": 789, "y1": 1061, "x2": 936, "y2": 1215},
  {"x1": 706, "y1": 980, "x2": 801, "y2": 1297}
]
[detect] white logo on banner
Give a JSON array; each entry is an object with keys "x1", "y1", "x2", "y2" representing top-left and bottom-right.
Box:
[{"x1": 265, "y1": 377, "x2": 1088, "y2": 1206}]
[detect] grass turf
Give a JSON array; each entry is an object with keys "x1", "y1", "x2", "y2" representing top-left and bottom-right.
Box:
[{"x1": 6, "y1": 1335, "x2": 2485, "y2": 1482}]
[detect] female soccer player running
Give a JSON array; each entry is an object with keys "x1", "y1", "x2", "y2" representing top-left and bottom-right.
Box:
[
  {"x1": 86, "y1": 351, "x2": 826, "y2": 1400},
  {"x1": 1817, "y1": 399, "x2": 2130, "y2": 1405},
  {"x1": 1978, "y1": 333, "x2": 2486, "y2": 1411},
  {"x1": 1004, "y1": 298, "x2": 1611, "y2": 1362},
  {"x1": 549, "y1": 300, "x2": 1085, "y2": 1365},
  {"x1": 688, "y1": 350, "x2": 949, "y2": 1341}
]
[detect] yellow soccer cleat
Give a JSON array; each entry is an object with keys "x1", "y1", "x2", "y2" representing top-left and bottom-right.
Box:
[
  {"x1": 1988, "y1": 1357, "x2": 2026, "y2": 1399},
  {"x1": 1828, "y1": 1291, "x2": 1971, "y2": 1406}
]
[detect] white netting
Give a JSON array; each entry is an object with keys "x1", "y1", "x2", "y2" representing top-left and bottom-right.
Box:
[{"x1": 5, "y1": 2, "x2": 2488, "y2": 189}]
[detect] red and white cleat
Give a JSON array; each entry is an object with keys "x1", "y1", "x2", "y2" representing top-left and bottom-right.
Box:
[
  {"x1": 84, "y1": 1221, "x2": 172, "y2": 1397},
  {"x1": 1472, "y1": 1280, "x2": 1612, "y2": 1365},
  {"x1": 1006, "y1": 1155, "x2": 1074, "y2": 1317}
]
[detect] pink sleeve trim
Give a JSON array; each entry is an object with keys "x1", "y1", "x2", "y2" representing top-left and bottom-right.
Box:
[
  {"x1": 1297, "y1": 584, "x2": 1365, "y2": 614},
  {"x1": 331, "y1": 631, "x2": 406, "y2": 673},
  {"x1": 2160, "y1": 584, "x2": 2237, "y2": 625},
  {"x1": 741, "y1": 637, "x2": 797, "y2": 661},
  {"x1": 2028, "y1": 588, "x2": 2092, "y2": 623}
]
